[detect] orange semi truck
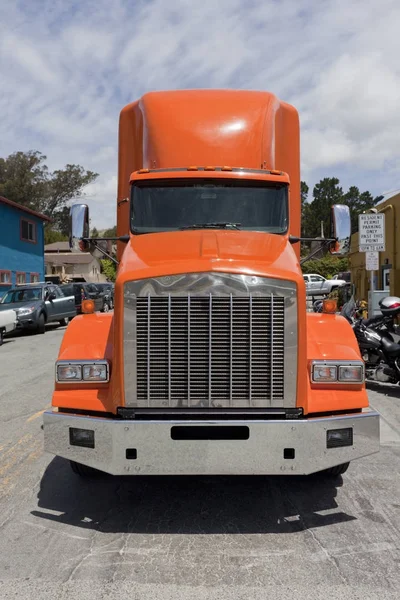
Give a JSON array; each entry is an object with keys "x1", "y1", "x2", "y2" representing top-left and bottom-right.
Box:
[{"x1": 43, "y1": 90, "x2": 380, "y2": 478}]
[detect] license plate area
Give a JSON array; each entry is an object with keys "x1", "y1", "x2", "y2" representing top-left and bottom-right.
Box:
[{"x1": 171, "y1": 425, "x2": 250, "y2": 441}]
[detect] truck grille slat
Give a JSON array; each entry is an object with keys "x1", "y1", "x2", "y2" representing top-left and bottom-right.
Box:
[{"x1": 136, "y1": 294, "x2": 285, "y2": 407}]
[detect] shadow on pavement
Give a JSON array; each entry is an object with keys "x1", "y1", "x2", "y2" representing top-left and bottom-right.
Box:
[
  {"x1": 5, "y1": 322, "x2": 66, "y2": 340},
  {"x1": 32, "y1": 457, "x2": 356, "y2": 534},
  {"x1": 367, "y1": 380, "x2": 400, "y2": 400}
]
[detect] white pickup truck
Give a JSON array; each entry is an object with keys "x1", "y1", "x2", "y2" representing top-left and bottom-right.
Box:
[
  {"x1": 303, "y1": 273, "x2": 347, "y2": 296},
  {"x1": 0, "y1": 309, "x2": 17, "y2": 345}
]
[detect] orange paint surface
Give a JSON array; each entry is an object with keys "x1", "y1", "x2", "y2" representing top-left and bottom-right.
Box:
[{"x1": 305, "y1": 313, "x2": 369, "y2": 414}]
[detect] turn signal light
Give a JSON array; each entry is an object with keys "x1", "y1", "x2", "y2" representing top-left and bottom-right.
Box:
[
  {"x1": 82, "y1": 299, "x2": 95, "y2": 314},
  {"x1": 323, "y1": 299, "x2": 337, "y2": 314}
]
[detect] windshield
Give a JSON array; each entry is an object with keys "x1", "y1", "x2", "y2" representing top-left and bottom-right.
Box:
[
  {"x1": 1, "y1": 287, "x2": 43, "y2": 304},
  {"x1": 131, "y1": 179, "x2": 288, "y2": 234}
]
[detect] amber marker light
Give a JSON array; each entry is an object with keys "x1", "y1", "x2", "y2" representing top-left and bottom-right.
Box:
[
  {"x1": 323, "y1": 299, "x2": 337, "y2": 314},
  {"x1": 82, "y1": 299, "x2": 95, "y2": 314}
]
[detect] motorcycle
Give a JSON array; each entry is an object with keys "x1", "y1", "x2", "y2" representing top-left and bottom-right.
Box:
[{"x1": 341, "y1": 296, "x2": 400, "y2": 384}]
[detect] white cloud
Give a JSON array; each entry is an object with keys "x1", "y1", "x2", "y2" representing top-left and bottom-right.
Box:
[{"x1": 1, "y1": 0, "x2": 400, "y2": 226}]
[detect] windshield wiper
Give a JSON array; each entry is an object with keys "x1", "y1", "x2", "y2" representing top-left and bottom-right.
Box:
[{"x1": 180, "y1": 222, "x2": 241, "y2": 230}]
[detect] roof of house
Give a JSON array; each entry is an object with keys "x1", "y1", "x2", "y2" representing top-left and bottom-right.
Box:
[
  {"x1": 0, "y1": 196, "x2": 51, "y2": 222},
  {"x1": 45, "y1": 253, "x2": 95, "y2": 265},
  {"x1": 44, "y1": 241, "x2": 70, "y2": 252}
]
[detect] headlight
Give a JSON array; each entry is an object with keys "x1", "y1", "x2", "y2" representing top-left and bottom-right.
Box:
[
  {"x1": 56, "y1": 360, "x2": 109, "y2": 383},
  {"x1": 338, "y1": 365, "x2": 364, "y2": 382},
  {"x1": 17, "y1": 306, "x2": 35, "y2": 316},
  {"x1": 57, "y1": 364, "x2": 82, "y2": 381},
  {"x1": 83, "y1": 363, "x2": 108, "y2": 381},
  {"x1": 311, "y1": 361, "x2": 364, "y2": 384},
  {"x1": 313, "y1": 365, "x2": 337, "y2": 383}
]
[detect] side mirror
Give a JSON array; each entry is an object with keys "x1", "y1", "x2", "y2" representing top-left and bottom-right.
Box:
[
  {"x1": 47, "y1": 292, "x2": 56, "y2": 301},
  {"x1": 69, "y1": 204, "x2": 90, "y2": 253},
  {"x1": 330, "y1": 204, "x2": 351, "y2": 255}
]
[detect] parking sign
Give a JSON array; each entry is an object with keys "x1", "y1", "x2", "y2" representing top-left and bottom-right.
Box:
[{"x1": 359, "y1": 213, "x2": 385, "y2": 252}]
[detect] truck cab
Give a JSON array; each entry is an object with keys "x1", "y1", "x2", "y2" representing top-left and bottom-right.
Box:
[{"x1": 43, "y1": 90, "x2": 379, "y2": 479}]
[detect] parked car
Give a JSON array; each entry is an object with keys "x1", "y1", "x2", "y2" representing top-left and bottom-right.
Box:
[
  {"x1": 0, "y1": 309, "x2": 17, "y2": 345},
  {"x1": 93, "y1": 282, "x2": 114, "y2": 309},
  {"x1": 59, "y1": 282, "x2": 109, "y2": 314},
  {"x1": 0, "y1": 283, "x2": 76, "y2": 333},
  {"x1": 303, "y1": 273, "x2": 347, "y2": 296}
]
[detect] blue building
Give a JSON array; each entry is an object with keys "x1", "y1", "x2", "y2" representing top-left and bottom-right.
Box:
[{"x1": 0, "y1": 196, "x2": 50, "y2": 291}]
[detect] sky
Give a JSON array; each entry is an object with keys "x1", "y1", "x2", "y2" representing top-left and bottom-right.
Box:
[{"x1": 1, "y1": 0, "x2": 400, "y2": 229}]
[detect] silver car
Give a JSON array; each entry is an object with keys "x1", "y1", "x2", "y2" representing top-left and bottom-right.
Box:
[{"x1": 303, "y1": 274, "x2": 347, "y2": 296}]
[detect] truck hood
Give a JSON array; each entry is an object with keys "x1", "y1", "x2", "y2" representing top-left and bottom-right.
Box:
[{"x1": 119, "y1": 230, "x2": 302, "y2": 283}]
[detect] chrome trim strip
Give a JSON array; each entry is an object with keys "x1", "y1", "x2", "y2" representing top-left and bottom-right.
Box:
[
  {"x1": 270, "y1": 293, "x2": 274, "y2": 403},
  {"x1": 230, "y1": 293, "x2": 233, "y2": 406},
  {"x1": 147, "y1": 295, "x2": 151, "y2": 404},
  {"x1": 55, "y1": 360, "x2": 110, "y2": 384},
  {"x1": 249, "y1": 294, "x2": 253, "y2": 404},
  {"x1": 209, "y1": 293, "x2": 212, "y2": 407},
  {"x1": 188, "y1": 295, "x2": 191, "y2": 408},
  {"x1": 43, "y1": 409, "x2": 380, "y2": 476},
  {"x1": 168, "y1": 294, "x2": 172, "y2": 406}
]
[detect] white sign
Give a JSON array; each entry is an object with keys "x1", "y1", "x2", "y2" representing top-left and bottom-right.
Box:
[
  {"x1": 366, "y1": 251, "x2": 379, "y2": 271},
  {"x1": 359, "y1": 213, "x2": 385, "y2": 252}
]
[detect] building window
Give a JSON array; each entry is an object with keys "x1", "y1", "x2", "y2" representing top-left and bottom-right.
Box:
[
  {"x1": 30, "y1": 273, "x2": 40, "y2": 283},
  {"x1": 20, "y1": 218, "x2": 37, "y2": 243},
  {"x1": 16, "y1": 272, "x2": 26, "y2": 284},
  {"x1": 0, "y1": 270, "x2": 11, "y2": 285}
]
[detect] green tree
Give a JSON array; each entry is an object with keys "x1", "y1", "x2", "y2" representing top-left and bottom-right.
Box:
[
  {"x1": 300, "y1": 180, "x2": 309, "y2": 237},
  {"x1": 103, "y1": 226, "x2": 117, "y2": 237},
  {"x1": 301, "y1": 255, "x2": 349, "y2": 278},
  {"x1": 91, "y1": 227, "x2": 99, "y2": 238},
  {"x1": 43, "y1": 226, "x2": 68, "y2": 245},
  {"x1": 100, "y1": 259, "x2": 117, "y2": 282},
  {"x1": 301, "y1": 177, "x2": 379, "y2": 240},
  {"x1": 0, "y1": 150, "x2": 98, "y2": 233},
  {"x1": 305, "y1": 177, "x2": 344, "y2": 239},
  {"x1": 342, "y1": 186, "x2": 375, "y2": 233}
]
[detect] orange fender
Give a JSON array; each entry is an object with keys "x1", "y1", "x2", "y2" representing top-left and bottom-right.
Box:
[
  {"x1": 52, "y1": 313, "x2": 115, "y2": 413},
  {"x1": 303, "y1": 313, "x2": 369, "y2": 415}
]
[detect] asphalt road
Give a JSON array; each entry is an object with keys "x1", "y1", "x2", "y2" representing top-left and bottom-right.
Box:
[{"x1": 1, "y1": 326, "x2": 400, "y2": 599}]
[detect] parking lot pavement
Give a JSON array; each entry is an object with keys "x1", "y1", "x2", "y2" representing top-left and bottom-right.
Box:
[{"x1": 1, "y1": 328, "x2": 400, "y2": 599}]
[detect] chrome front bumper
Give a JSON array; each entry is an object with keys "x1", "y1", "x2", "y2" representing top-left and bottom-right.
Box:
[{"x1": 43, "y1": 409, "x2": 380, "y2": 476}]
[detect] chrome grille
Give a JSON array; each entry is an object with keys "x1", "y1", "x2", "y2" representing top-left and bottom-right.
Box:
[{"x1": 136, "y1": 295, "x2": 285, "y2": 407}]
